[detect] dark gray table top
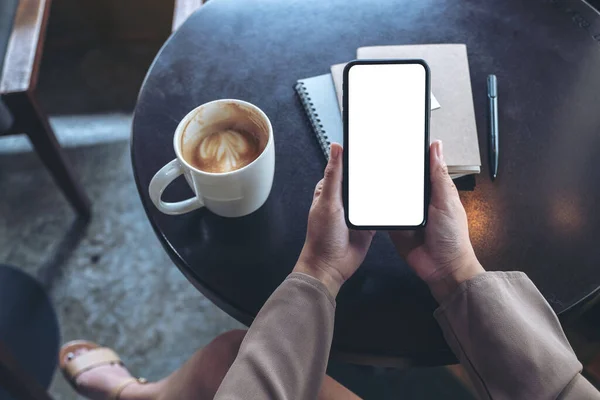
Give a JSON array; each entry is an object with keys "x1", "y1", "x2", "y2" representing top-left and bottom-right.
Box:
[{"x1": 132, "y1": 0, "x2": 600, "y2": 365}]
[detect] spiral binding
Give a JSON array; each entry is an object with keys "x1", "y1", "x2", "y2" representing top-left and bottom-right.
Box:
[{"x1": 295, "y1": 82, "x2": 330, "y2": 158}]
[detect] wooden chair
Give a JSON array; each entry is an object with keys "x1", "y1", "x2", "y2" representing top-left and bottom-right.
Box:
[
  {"x1": 0, "y1": 0, "x2": 91, "y2": 219},
  {"x1": 172, "y1": 0, "x2": 206, "y2": 32}
]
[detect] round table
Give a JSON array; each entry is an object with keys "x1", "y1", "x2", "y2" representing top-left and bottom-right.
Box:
[{"x1": 132, "y1": 0, "x2": 600, "y2": 365}]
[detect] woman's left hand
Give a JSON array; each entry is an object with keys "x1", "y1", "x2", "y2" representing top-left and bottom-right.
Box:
[{"x1": 294, "y1": 143, "x2": 375, "y2": 297}]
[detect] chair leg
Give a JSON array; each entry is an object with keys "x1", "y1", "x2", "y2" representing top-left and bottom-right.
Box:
[{"x1": 3, "y1": 91, "x2": 91, "y2": 219}]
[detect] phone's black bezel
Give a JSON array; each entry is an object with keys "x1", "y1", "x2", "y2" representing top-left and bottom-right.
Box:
[{"x1": 343, "y1": 59, "x2": 431, "y2": 230}]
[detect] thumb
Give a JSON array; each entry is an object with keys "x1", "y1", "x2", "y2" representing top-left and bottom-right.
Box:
[
  {"x1": 430, "y1": 141, "x2": 459, "y2": 208},
  {"x1": 320, "y1": 143, "x2": 343, "y2": 201}
]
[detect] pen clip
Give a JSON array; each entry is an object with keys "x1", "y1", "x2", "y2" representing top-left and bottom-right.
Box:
[{"x1": 487, "y1": 75, "x2": 497, "y2": 98}]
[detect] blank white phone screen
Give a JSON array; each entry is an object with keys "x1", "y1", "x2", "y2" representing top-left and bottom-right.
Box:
[{"x1": 347, "y1": 63, "x2": 427, "y2": 227}]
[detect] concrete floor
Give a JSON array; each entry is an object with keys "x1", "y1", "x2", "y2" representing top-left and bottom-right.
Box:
[
  {"x1": 0, "y1": 44, "x2": 473, "y2": 399},
  {"x1": 1, "y1": 140, "x2": 245, "y2": 400}
]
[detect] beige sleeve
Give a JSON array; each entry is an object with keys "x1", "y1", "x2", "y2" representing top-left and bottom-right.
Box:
[
  {"x1": 214, "y1": 272, "x2": 336, "y2": 400},
  {"x1": 435, "y1": 271, "x2": 600, "y2": 399}
]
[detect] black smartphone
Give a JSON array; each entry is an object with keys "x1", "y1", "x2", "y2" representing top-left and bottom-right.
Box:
[{"x1": 343, "y1": 59, "x2": 430, "y2": 230}]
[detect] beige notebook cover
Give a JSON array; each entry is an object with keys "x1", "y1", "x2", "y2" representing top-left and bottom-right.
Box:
[{"x1": 331, "y1": 44, "x2": 481, "y2": 170}]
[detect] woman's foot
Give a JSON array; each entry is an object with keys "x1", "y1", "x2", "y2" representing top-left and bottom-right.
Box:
[{"x1": 61, "y1": 343, "x2": 160, "y2": 400}]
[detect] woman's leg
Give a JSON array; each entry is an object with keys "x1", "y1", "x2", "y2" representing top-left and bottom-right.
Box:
[
  {"x1": 67, "y1": 329, "x2": 360, "y2": 400},
  {"x1": 153, "y1": 330, "x2": 361, "y2": 399},
  {"x1": 319, "y1": 376, "x2": 362, "y2": 400},
  {"x1": 153, "y1": 329, "x2": 247, "y2": 399}
]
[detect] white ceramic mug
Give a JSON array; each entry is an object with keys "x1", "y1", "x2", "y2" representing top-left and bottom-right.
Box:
[{"x1": 149, "y1": 99, "x2": 275, "y2": 217}]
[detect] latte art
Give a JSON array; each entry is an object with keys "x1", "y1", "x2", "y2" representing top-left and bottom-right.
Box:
[{"x1": 187, "y1": 129, "x2": 261, "y2": 173}]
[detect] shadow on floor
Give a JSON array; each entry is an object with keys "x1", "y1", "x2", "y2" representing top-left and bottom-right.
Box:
[{"x1": 36, "y1": 217, "x2": 90, "y2": 292}]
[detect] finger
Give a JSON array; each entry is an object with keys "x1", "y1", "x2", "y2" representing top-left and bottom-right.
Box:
[
  {"x1": 320, "y1": 143, "x2": 343, "y2": 201},
  {"x1": 313, "y1": 179, "x2": 325, "y2": 200},
  {"x1": 430, "y1": 141, "x2": 459, "y2": 209}
]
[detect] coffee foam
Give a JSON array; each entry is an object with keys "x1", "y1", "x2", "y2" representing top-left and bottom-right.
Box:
[
  {"x1": 195, "y1": 129, "x2": 260, "y2": 173},
  {"x1": 181, "y1": 102, "x2": 269, "y2": 173}
]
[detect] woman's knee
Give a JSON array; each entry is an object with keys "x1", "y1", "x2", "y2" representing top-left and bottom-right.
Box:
[{"x1": 206, "y1": 329, "x2": 247, "y2": 360}]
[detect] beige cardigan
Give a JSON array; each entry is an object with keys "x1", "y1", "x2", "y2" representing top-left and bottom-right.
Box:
[{"x1": 215, "y1": 272, "x2": 599, "y2": 399}]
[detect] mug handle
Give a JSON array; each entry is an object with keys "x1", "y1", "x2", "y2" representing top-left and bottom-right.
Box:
[{"x1": 149, "y1": 159, "x2": 204, "y2": 215}]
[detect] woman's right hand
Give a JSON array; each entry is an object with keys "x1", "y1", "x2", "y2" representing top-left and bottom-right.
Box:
[{"x1": 389, "y1": 140, "x2": 484, "y2": 302}]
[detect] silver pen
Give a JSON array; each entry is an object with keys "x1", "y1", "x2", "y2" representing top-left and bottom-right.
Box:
[{"x1": 487, "y1": 75, "x2": 499, "y2": 181}]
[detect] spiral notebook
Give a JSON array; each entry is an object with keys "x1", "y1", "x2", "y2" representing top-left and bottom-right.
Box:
[{"x1": 295, "y1": 74, "x2": 343, "y2": 159}]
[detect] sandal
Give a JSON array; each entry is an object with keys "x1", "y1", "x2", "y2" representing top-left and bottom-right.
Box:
[{"x1": 59, "y1": 340, "x2": 147, "y2": 400}]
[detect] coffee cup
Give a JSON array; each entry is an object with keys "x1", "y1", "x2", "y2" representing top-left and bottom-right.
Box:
[{"x1": 149, "y1": 99, "x2": 275, "y2": 217}]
